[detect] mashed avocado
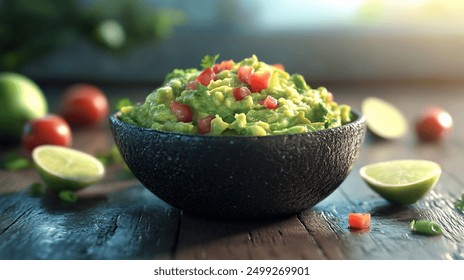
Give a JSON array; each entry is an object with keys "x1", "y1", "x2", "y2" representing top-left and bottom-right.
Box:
[{"x1": 120, "y1": 55, "x2": 352, "y2": 136}]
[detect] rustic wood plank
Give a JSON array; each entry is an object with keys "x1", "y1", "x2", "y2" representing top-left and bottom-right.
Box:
[
  {"x1": 174, "y1": 214, "x2": 327, "y2": 260},
  {"x1": 0, "y1": 172, "x2": 181, "y2": 260}
]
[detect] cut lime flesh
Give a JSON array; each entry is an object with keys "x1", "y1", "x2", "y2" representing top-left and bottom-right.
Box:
[
  {"x1": 362, "y1": 97, "x2": 408, "y2": 139},
  {"x1": 359, "y1": 159, "x2": 441, "y2": 205},
  {"x1": 32, "y1": 145, "x2": 105, "y2": 191}
]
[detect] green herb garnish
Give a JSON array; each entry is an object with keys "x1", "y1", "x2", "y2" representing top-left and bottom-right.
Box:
[
  {"x1": 1, "y1": 152, "x2": 32, "y2": 170},
  {"x1": 200, "y1": 54, "x2": 219, "y2": 69},
  {"x1": 455, "y1": 194, "x2": 464, "y2": 211},
  {"x1": 58, "y1": 190, "x2": 78, "y2": 203},
  {"x1": 409, "y1": 219, "x2": 443, "y2": 236},
  {"x1": 28, "y1": 182, "x2": 46, "y2": 197}
]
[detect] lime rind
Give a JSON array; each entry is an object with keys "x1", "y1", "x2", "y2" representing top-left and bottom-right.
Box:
[
  {"x1": 359, "y1": 159, "x2": 441, "y2": 205},
  {"x1": 32, "y1": 145, "x2": 105, "y2": 191}
]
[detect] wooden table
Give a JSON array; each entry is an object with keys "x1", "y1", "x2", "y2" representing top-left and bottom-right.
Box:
[{"x1": 1, "y1": 81, "x2": 463, "y2": 260}]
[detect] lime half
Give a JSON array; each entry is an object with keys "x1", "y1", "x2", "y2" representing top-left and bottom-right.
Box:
[
  {"x1": 32, "y1": 145, "x2": 105, "y2": 191},
  {"x1": 359, "y1": 159, "x2": 441, "y2": 205},
  {"x1": 362, "y1": 97, "x2": 408, "y2": 139}
]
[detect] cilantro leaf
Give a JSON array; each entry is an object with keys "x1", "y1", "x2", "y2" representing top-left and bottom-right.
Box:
[{"x1": 200, "y1": 54, "x2": 220, "y2": 69}]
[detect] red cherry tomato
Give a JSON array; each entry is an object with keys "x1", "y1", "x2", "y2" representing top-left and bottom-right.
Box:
[
  {"x1": 22, "y1": 114, "x2": 72, "y2": 152},
  {"x1": 416, "y1": 107, "x2": 453, "y2": 141},
  {"x1": 60, "y1": 84, "x2": 109, "y2": 127}
]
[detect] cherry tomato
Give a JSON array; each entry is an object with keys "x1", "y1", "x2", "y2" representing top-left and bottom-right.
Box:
[
  {"x1": 60, "y1": 84, "x2": 109, "y2": 127},
  {"x1": 22, "y1": 114, "x2": 72, "y2": 152},
  {"x1": 416, "y1": 107, "x2": 453, "y2": 142}
]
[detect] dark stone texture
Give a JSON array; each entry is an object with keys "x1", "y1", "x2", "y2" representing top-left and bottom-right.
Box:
[{"x1": 109, "y1": 112, "x2": 366, "y2": 219}]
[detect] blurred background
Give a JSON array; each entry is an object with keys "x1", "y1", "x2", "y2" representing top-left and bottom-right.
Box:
[{"x1": 1, "y1": 0, "x2": 464, "y2": 87}]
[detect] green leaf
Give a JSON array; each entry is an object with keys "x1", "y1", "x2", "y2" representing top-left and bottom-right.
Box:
[{"x1": 200, "y1": 54, "x2": 219, "y2": 69}]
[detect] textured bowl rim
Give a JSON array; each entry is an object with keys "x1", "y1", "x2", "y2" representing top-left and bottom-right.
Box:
[{"x1": 110, "y1": 109, "x2": 366, "y2": 139}]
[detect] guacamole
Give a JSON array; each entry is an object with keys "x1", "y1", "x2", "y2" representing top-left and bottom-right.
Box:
[{"x1": 119, "y1": 55, "x2": 351, "y2": 136}]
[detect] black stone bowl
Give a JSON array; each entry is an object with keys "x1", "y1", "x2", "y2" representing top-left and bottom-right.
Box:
[{"x1": 109, "y1": 111, "x2": 366, "y2": 219}]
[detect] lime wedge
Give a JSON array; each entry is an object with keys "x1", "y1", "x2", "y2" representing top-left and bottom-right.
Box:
[
  {"x1": 359, "y1": 159, "x2": 441, "y2": 205},
  {"x1": 32, "y1": 145, "x2": 105, "y2": 191},
  {"x1": 362, "y1": 97, "x2": 408, "y2": 139}
]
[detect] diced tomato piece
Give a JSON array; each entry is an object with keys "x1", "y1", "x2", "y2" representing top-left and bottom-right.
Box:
[
  {"x1": 273, "y1": 63, "x2": 285, "y2": 71},
  {"x1": 348, "y1": 213, "x2": 371, "y2": 229},
  {"x1": 263, "y1": 95, "x2": 278, "y2": 109},
  {"x1": 195, "y1": 68, "x2": 216, "y2": 86},
  {"x1": 213, "y1": 60, "x2": 234, "y2": 73},
  {"x1": 170, "y1": 101, "x2": 193, "y2": 122},
  {"x1": 327, "y1": 92, "x2": 334, "y2": 103},
  {"x1": 237, "y1": 66, "x2": 254, "y2": 83},
  {"x1": 185, "y1": 81, "x2": 198, "y2": 90},
  {"x1": 233, "y1": 87, "x2": 251, "y2": 101},
  {"x1": 197, "y1": 115, "x2": 215, "y2": 134},
  {"x1": 248, "y1": 71, "x2": 270, "y2": 93}
]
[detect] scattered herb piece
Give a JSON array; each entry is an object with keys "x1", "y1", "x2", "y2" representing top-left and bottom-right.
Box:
[
  {"x1": 200, "y1": 54, "x2": 220, "y2": 69},
  {"x1": 1, "y1": 152, "x2": 32, "y2": 170},
  {"x1": 28, "y1": 182, "x2": 46, "y2": 197},
  {"x1": 58, "y1": 190, "x2": 78, "y2": 203},
  {"x1": 409, "y1": 219, "x2": 443, "y2": 236},
  {"x1": 348, "y1": 213, "x2": 371, "y2": 229},
  {"x1": 454, "y1": 194, "x2": 464, "y2": 211}
]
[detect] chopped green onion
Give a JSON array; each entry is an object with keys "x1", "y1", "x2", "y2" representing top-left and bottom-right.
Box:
[
  {"x1": 28, "y1": 182, "x2": 45, "y2": 197},
  {"x1": 409, "y1": 219, "x2": 443, "y2": 236},
  {"x1": 58, "y1": 190, "x2": 78, "y2": 203}
]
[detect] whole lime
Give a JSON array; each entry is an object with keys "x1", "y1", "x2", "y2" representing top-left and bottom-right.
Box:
[{"x1": 0, "y1": 72, "x2": 48, "y2": 143}]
